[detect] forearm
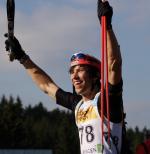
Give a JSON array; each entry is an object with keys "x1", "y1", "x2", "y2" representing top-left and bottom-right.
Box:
[
  {"x1": 107, "y1": 28, "x2": 122, "y2": 85},
  {"x1": 22, "y1": 58, "x2": 59, "y2": 100}
]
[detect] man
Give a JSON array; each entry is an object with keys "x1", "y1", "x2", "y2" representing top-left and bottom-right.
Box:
[{"x1": 5, "y1": 0, "x2": 124, "y2": 153}]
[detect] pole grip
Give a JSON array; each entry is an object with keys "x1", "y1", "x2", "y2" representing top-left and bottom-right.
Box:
[{"x1": 7, "y1": 0, "x2": 15, "y2": 61}]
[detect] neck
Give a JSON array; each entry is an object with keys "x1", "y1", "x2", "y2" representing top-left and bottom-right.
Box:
[{"x1": 82, "y1": 89, "x2": 99, "y2": 102}]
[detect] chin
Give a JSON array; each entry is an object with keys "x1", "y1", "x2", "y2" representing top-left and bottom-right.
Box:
[
  {"x1": 75, "y1": 88, "x2": 82, "y2": 95},
  {"x1": 75, "y1": 89, "x2": 85, "y2": 96}
]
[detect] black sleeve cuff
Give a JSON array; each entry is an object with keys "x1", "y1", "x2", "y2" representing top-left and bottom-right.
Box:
[
  {"x1": 108, "y1": 79, "x2": 124, "y2": 123},
  {"x1": 109, "y1": 79, "x2": 123, "y2": 94}
]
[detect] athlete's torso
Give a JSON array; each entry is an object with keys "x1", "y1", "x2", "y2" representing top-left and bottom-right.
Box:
[{"x1": 75, "y1": 93, "x2": 122, "y2": 154}]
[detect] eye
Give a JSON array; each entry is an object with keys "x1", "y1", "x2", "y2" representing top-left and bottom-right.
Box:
[
  {"x1": 69, "y1": 67, "x2": 75, "y2": 74},
  {"x1": 79, "y1": 68, "x2": 84, "y2": 72},
  {"x1": 70, "y1": 69, "x2": 74, "y2": 75}
]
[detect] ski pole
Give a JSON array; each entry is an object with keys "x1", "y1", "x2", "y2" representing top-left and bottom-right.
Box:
[
  {"x1": 101, "y1": 0, "x2": 110, "y2": 147},
  {"x1": 101, "y1": 15, "x2": 105, "y2": 146},
  {"x1": 7, "y1": 0, "x2": 15, "y2": 61},
  {"x1": 104, "y1": 15, "x2": 110, "y2": 147}
]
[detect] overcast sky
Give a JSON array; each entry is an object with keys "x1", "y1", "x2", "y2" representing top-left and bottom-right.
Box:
[{"x1": 0, "y1": 0, "x2": 150, "y2": 129}]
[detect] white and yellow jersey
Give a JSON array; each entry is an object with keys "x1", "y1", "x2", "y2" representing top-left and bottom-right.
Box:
[{"x1": 75, "y1": 93, "x2": 122, "y2": 154}]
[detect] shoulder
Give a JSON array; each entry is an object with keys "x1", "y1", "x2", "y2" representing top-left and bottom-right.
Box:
[{"x1": 56, "y1": 88, "x2": 82, "y2": 111}]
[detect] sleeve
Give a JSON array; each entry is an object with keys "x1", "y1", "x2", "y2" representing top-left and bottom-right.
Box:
[
  {"x1": 56, "y1": 88, "x2": 82, "y2": 111},
  {"x1": 108, "y1": 79, "x2": 123, "y2": 123}
]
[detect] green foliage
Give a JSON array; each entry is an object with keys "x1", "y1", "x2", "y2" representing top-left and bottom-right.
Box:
[
  {"x1": 126, "y1": 126, "x2": 150, "y2": 153},
  {"x1": 0, "y1": 95, "x2": 149, "y2": 154},
  {"x1": 0, "y1": 95, "x2": 80, "y2": 154}
]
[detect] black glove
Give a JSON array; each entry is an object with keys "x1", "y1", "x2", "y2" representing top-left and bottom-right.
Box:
[
  {"x1": 4, "y1": 33, "x2": 29, "y2": 62},
  {"x1": 97, "y1": 0, "x2": 113, "y2": 29}
]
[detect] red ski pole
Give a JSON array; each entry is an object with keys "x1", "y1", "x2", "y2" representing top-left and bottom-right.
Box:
[
  {"x1": 101, "y1": 0, "x2": 110, "y2": 147},
  {"x1": 101, "y1": 15, "x2": 105, "y2": 146},
  {"x1": 104, "y1": 15, "x2": 110, "y2": 146}
]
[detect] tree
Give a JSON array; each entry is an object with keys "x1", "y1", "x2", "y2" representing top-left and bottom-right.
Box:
[{"x1": 0, "y1": 95, "x2": 25, "y2": 148}]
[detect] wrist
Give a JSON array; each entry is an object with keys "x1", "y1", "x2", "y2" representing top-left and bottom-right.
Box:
[
  {"x1": 107, "y1": 23, "x2": 112, "y2": 30},
  {"x1": 19, "y1": 54, "x2": 30, "y2": 64}
]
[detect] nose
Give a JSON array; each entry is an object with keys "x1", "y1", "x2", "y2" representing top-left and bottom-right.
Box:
[{"x1": 71, "y1": 70, "x2": 80, "y2": 82}]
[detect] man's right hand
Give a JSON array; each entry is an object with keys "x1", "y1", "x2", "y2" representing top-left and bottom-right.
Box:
[{"x1": 4, "y1": 33, "x2": 28, "y2": 62}]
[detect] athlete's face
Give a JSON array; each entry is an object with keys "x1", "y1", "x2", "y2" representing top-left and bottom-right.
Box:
[{"x1": 70, "y1": 65, "x2": 93, "y2": 96}]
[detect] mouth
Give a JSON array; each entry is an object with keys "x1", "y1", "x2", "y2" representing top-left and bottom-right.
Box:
[{"x1": 73, "y1": 80, "x2": 82, "y2": 87}]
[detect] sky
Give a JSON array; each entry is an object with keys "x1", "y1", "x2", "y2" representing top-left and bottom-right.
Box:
[{"x1": 0, "y1": 0, "x2": 150, "y2": 129}]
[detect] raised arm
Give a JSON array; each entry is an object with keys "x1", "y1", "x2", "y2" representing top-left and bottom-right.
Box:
[
  {"x1": 97, "y1": 0, "x2": 122, "y2": 85},
  {"x1": 107, "y1": 29, "x2": 122, "y2": 85},
  {"x1": 22, "y1": 58, "x2": 59, "y2": 100},
  {"x1": 4, "y1": 34, "x2": 59, "y2": 100}
]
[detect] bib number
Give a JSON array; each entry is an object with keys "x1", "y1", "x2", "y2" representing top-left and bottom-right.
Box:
[{"x1": 79, "y1": 125, "x2": 95, "y2": 144}]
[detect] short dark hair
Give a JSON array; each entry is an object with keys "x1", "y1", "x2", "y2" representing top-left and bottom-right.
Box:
[{"x1": 85, "y1": 65, "x2": 101, "y2": 91}]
